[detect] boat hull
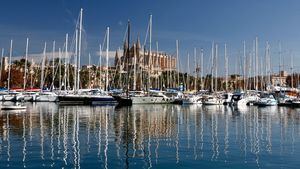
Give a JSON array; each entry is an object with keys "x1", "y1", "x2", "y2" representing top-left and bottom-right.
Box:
[
  {"x1": 113, "y1": 95, "x2": 132, "y2": 107},
  {"x1": 58, "y1": 95, "x2": 116, "y2": 105},
  {"x1": 131, "y1": 96, "x2": 173, "y2": 104}
]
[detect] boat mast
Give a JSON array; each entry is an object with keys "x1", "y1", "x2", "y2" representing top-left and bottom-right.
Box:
[
  {"x1": 251, "y1": 40, "x2": 254, "y2": 90},
  {"x1": 88, "y1": 53, "x2": 91, "y2": 89},
  {"x1": 291, "y1": 51, "x2": 293, "y2": 88},
  {"x1": 74, "y1": 30, "x2": 78, "y2": 91},
  {"x1": 59, "y1": 48, "x2": 61, "y2": 92},
  {"x1": 176, "y1": 40, "x2": 180, "y2": 88},
  {"x1": 267, "y1": 42, "x2": 271, "y2": 88},
  {"x1": 225, "y1": 43, "x2": 228, "y2": 92},
  {"x1": 30, "y1": 58, "x2": 33, "y2": 88},
  {"x1": 133, "y1": 44, "x2": 137, "y2": 91},
  {"x1": 99, "y1": 44, "x2": 102, "y2": 89},
  {"x1": 243, "y1": 41, "x2": 246, "y2": 91},
  {"x1": 279, "y1": 42, "x2": 282, "y2": 87},
  {"x1": 126, "y1": 21, "x2": 130, "y2": 92},
  {"x1": 255, "y1": 37, "x2": 258, "y2": 90},
  {"x1": 167, "y1": 55, "x2": 170, "y2": 89},
  {"x1": 148, "y1": 14, "x2": 152, "y2": 92},
  {"x1": 77, "y1": 8, "x2": 83, "y2": 91},
  {"x1": 200, "y1": 48, "x2": 204, "y2": 91},
  {"x1": 23, "y1": 38, "x2": 29, "y2": 90},
  {"x1": 156, "y1": 41, "x2": 159, "y2": 89},
  {"x1": 64, "y1": 34, "x2": 68, "y2": 91},
  {"x1": 40, "y1": 42, "x2": 47, "y2": 90},
  {"x1": 194, "y1": 48, "x2": 197, "y2": 91},
  {"x1": 215, "y1": 44, "x2": 218, "y2": 92},
  {"x1": 52, "y1": 41, "x2": 55, "y2": 90},
  {"x1": 211, "y1": 41, "x2": 214, "y2": 92},
  {"x1": 105, "y1": 27, "x2": 109, "y2": 91},
  {"x1": 187, "y1": 53, "x2": 190, "y2": 91},
  {"x1": 8, "y1": 40, "x2": 13, "y2": 91}
]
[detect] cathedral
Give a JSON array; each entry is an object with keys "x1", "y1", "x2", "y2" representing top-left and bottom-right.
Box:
[{"x1": 114, "y1": 37, "x2": 177, "y2": 90}]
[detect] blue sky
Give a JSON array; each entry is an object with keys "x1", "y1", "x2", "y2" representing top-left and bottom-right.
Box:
[{"x1": 1, "y1": 0, "x2": 300, "y2": 75}]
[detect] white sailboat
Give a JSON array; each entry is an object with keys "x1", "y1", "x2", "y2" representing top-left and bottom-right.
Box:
[
  {"x1": 0, "y1": 102, "x2": 26, "y2": 110},
  {"x1": 182, "y1": 94, "x2": 202, "y2": 104},
  {"x1": 36, "y1": 42, "x2": 58, "y2": 102},
  {"x1": 129, "y1": 15, "x2": 173, "y2": 104},
  {"x1": 131, "y1": 90, "x2": 174, "y2": 104},
  {"x1": 2, "y1": 40, "x2": 25, "y2": 102}
]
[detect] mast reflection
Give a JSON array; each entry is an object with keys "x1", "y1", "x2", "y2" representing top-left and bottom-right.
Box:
[{"x1": 1, "y1": 103, "x2": 300, "y2": 168}]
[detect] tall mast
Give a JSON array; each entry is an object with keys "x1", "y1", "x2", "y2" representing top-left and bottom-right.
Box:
[
  {"x1": 156, "y1": 41, "x2": 159, "y2": 89},
  {"x1": 74, "y1": 29, "x2": 78, "y2": 91},
  {"x1": 40, "y1": 42, "x2": 47, "y2": 90},
  {"x1": 176, "y1": 40, "x2": 180, "y2": 88},
  {"x1": 225, "y1": 43, "x2": 228, "y2": 92},
  {"x1": 105, "y1": 27, "x2": 109, "y2": 91},
  {"x1": 187, "y1": 53, "x2": 190, "y2": 91},
  {"x1": 88, "y1": 53, "x2": 91, "y2": 89},
  {"x1": 167, "y1": 56, "x2": 169, "y2": 88},
  {"x1": 200, "y1": 48, "x2": 204, "y2": 90},
  {"x1": 252, "y1": 40, "x2": 255, "y2": 90},
  {"x1": 194, "y1": 48, "x2": 197, "y2": 91},
  {"x1": 279, "y1": 42, "x2": 282, "y2": 87},
  {"x1": 30, "y1": 58, "x2": 33, "y2": 88},
  {"x1": 243, "y1": 41, "x2": 246, "y2": 91},
  {"x1": 211, "y1": 41, "x2": 214, "y2": 92},
  {"x1": 77, "y1": 8, "x2": 83, "y2": 91},
  {"x1": 126, "y1": 21, "x2": 130, "y2": 92},
  {"x1": 52, "y1": 41, "x2": 56, "y2": 90},
  {"x1": 147, "y1": 14, "x2": 152, "y2": 91},
  {"x1": 215, "y1": 44, "x2": 218, "y2": 92},
  {"x1": 255, "y1": 37, "x2": 258, "y2": 90},
  {"x1": 23, "y1": 38, "x2": 29, "y2": 90},
  {"x1": 99, "y1": 44, "x2": 102, "y2": 89},
  {"x1": 133, "y1": 44, "x2": 137, "y2": 91},
  {"x1": 265, "y1": 41, "x2": 270, "y2": 89},
  {"x1": 267, "y1": 42, "x2": 271, "y2": 87},
  {"x1": 291, "y1": 51, "x2": 293, "y2": 88},
  {"x1": 64, "y1": 33, "x2": 68, "y2": 91},
  {"x1": 59, "y1": 48, "x2": 61, "y2": 92},
  {"x1": 264, "y1": 42, "x2": 267, "y2": 88},
  {"x1": 8, "y1": 40, "x2": 13, "y2": 91}
]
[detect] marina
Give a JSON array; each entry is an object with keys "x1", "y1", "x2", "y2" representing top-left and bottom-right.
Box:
[
  {"x1": 1, "y1": 1, "x2": 300, "y2": 168},
  {"x1": 1, "y1": 103, "x2": 300, "y2": 168}
]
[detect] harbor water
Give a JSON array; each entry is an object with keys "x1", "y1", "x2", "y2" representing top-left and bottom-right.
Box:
[{"x1": 0, "y1": 103, "x2": 300, "y2": 168}]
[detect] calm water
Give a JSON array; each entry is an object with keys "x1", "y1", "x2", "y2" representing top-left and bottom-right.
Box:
[{"x1": 0, "y1": 103, "x2": 300, "y2": 169}]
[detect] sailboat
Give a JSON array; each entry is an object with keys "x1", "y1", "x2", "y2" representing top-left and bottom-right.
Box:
[
  {"x1": 2, "y1": 40, "x2": 25, "y2": 102},
  {"x1": 129, "y1": 15, "x2": 174, "y2": 104},
  {"x1": 1, "y1": 102, "x2": 26, "y2": 110},
  {"x1": 35, "y1": 42, "x2": 58, "y2": 102},
  {"x1": 112, "y1": 21, "x2": 133, "y2": 106},
  {"x1": 202, "y1": 42, "x2": 223, "y2": 105},
  {"x1": 255, "y1": 93, "x2": 277, "y2": 106},
  {"x1": 58, "y1": 10, "x2": 116, "y2": 105}
]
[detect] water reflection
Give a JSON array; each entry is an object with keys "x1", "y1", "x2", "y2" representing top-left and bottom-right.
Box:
[{"x1": 1, "y1": 104, "x2": 300, "y2": 168}]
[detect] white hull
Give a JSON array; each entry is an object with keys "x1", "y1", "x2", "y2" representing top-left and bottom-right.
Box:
[
  {"x1": 182, "y1": 95, "x2": 202, "y2": 104},
  {"x1": 1, "y1": 105, "x2": 26, "y2": 110},
  {"x1": 202, "y1": 96, "x2": 223, "y2": 105},
  {"x1": 234, "y1": 98, "x2": 248, "y2": 107},
  {"x1": 24, "y1": 95, "x2": 37, "y2": 101},
  {"x1": 16, "y1": 95, "x2": 25, "y2": 101},
  {"x1": 36, "y1": 95, "x2": 58, "y2": 102},
  {"x1": 131, "y1": 96, "x2": 173, "y2": 104},
  {"x1": 3, "y1": 95, "x2": 15, "y2": 101}
]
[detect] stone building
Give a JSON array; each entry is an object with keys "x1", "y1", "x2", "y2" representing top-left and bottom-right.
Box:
[
  {"x1": 114, "y1": 38, "x2": 176, "y2": 90},
  {"x1": 271, "y1": 71, "x2": 288, "y2": 86}
]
